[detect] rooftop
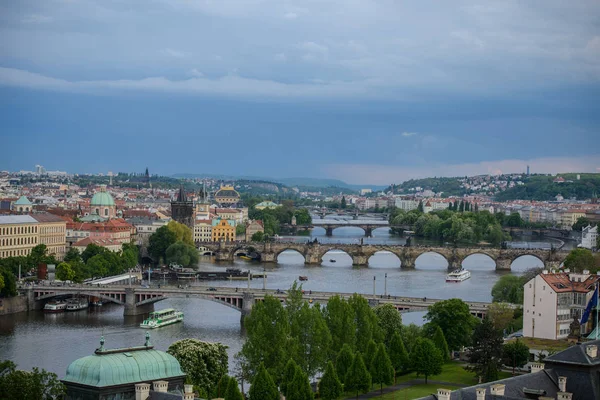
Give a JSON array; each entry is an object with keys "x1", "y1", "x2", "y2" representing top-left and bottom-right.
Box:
[{"x1": 0, "y1": 215, "x2": 38, "y2": 225}]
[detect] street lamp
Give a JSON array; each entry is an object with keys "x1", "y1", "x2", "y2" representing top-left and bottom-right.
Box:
[
  {"x1": 373, "y1": 276, "x2": 376, "y2": 298},
  {"x1": 384, "y1": 273, "x2": 387, "y2": 297}
]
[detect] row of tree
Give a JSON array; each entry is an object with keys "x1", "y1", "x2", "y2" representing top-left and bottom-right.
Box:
[
  {"x1": 147, "y1": 221, "x2": 199, "y2": 266},
  {"x1": 0, "y1": 360, "x2": 65, "y2": 400}
]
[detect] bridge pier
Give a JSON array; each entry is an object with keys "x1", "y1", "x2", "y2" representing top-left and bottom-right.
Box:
[
  {"x1": 496, "y1": 258, "x2": 512, "y2": 271},
  {"x1": 325, "y1": 226, "x2": 333, "y2": 237},
  {"x1": 351, "y1": 254, "x2": 368, "y2": 267},
  {"x1": 400, "y1": 256, "x2": 415, "y2": 269},
  {"x1": 123, "y1": 288, "x2": 155, "y2": 316},
  {"x1": 241, "y1": 292, "x2": 255, "y2": 325},
  {"x1": 261, "y1": 252, "x2": 276, "y2": 263},
  {"x1": 304, "y1": 248, "x2": 322, "y2": 265},
  {"x1": 215, "y1": 250, "x2": 233, "y2": 262},
  {"x1": 364, "y1": 226, "x2": 373, "y2": 238}
]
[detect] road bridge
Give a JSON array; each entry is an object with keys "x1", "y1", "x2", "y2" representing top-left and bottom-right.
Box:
[
  {"x1": 199, "y1": 241, "x2": 568, "y2": 271},
  {"x1": 21, "y1": 285, "x2": 493, "y2": 321},
  {"x1": 306, "y1": 219, "x2": 393, "y2": 237}
]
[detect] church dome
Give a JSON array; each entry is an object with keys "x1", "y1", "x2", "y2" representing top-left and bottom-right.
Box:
[
  {"x1": 14, "y1": 196, "x2": 32, "y2": 206},
  {"x1": 91, "y1": 186, "x2": 115, "y2": 207}
]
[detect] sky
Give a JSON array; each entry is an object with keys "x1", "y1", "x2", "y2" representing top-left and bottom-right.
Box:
[{"x1": 0, "y1": 0, "x2": 599, "y2": 185}]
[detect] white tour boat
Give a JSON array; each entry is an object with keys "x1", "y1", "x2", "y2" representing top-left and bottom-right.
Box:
[
  {"x1": 140, "y1": 308, "x2": 184, "y2": 329},
  {"x1": 446, "y1": 269, "x2": 471, "y2": 282},
  {"x1": 66, "y1": 298, "x2": 89, "y2": 311},
  {"x1": 44, "y1": 300, "x2": 67, "y2": 313}
]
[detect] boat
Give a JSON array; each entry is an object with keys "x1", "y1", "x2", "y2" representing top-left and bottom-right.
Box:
[
  {"x1": 44, "y1": 300, "x2": 67, "y2": 313},
  {"x1": 240, "y1": 256, "x2": 252, "y2": 261},
  {"x1": 140, "y1": 308, "x2": 184, "y2": 329},
  {"x1": 299, "y1": 276, "x2": 308, "y2": 281},
  {"x1": 329, "y1": 259, "x2": 336, "y2": 263},
  {"x1": 446, "y1": 269, "x2": 471, "y2": 282},
  {"x1": 91, "y1": 300, "x2": 103, "y2": 306},
  {"x1": 66, "y1": 297, "x2": 89, "y2": 311}
]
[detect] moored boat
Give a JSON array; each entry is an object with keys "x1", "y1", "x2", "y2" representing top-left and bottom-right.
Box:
[
  {"x1": 140, "y1": 308, "x2": 184, "y2": 329},
  {"x1": 446, "y1": 269, "x2": 471, "y2": 282},
  {"x1": 299, "y1": 276, "x2": 308, "y2": 281},
  {"x1": 66, "y1": 298, "x2": 89, "y2": 311},
  {"x1": 44, "y1": 300, "x2": 67, "y2": 313}
]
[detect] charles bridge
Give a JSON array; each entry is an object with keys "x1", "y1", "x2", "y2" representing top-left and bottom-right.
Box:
[{"x1": 201, "y1": 241, "x2": 569, "y2": 271}]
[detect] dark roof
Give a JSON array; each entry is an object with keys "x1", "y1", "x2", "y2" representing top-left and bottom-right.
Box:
[
  {"x1": 149, "y1": 392, "x2": 182, "y2": 400},
  {"x1": 214, "y1": 190, "x2": 239, "y2": 198},
  {"x1": 544, "y1": 339, "x2": 600, "y2": 366}
]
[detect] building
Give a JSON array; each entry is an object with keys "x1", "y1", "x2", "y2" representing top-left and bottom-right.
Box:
[
  {"x1": 245, "y1": 220, "x2": 264, "y2": 241},
  {"x1": 126, "y1": 217, "x2": 169, "y2": 247},
  {"x1": 559, "y1": 209, "x2": 586, "y2": 230},
  {"x1": 213, "y1": 207, "x2": 247, "y2": 224},
  {"x1": 13, "y1": 195, "x2": 33, "y2": 213},
  {"x1": 254, "y1": 201, "x2": 280, "y2": 210},
  {"x1": 523, "y1": 270, "x2": 599, "y2": 340},
  {"x1": 72, "y1": 237, "x2": 123, "y2": 253},
  {"x1": 66, "y1": 219, "x2": 133, "y2": 247},
  {"x1": 31, "y1": 213, "x2": 67, "y2": 261},
  {"x1": 419, "y1": 340, "x2": 600, "y2": 400},
  {"x1": 360, "y1": 188, "x2": 372, "y2": 195},
  {"x1": 193, "y1": 219, "x2": 212, "y2": 243},
  {"x1": 394, "y1": 198, "x2": 419, "y2": 211},
  {"x1": 213, "y1": 185, "x2": 240, "y2": 206},
  {"x1": 171, "y1": 186, "x2": 194, "y2": 228},
  {"x1": 581, "y1": 225, "x2": 598, "y2": 250},
  {"x1": 63, "y1": 334, "x2": 189, "y2": 400},
  {"x1": 89, "y1": 185, "x2": 117, "y2": 220},
  {"x1": 211, "y1": 218, "x2": 235, "y2": 242},
  {"x1": 0, "y1": 215, "x2": 39, "y2": 258}
]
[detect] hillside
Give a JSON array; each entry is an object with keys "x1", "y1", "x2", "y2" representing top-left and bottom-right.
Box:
[
  {"x1": 495, "y1": 173, "x2": 600, "y2": 201},
  {"x1": 387, "y1": 177, "x2": 466, "y2": 197}
]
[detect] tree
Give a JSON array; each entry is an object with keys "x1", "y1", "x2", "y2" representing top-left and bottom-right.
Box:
[
  {"x1": 365, "y1": 339, "x2": 378, "y2": 368},
  {"x1": 290, "y1": 302, "x2": 332, "y2": 377},
  {"x1": 0, "y1": 274, "x2": 4, "y2": 293},
  {"x1": 81, "y1": 243, "x2": 107, "y2": 263},
  {"x1": 491, "y1": 275, "x2": 524, "y2": 304},
  {"x1": 167, "y1": 339, "x2": 228, "y2": 396},
  {"x1": 564, "y1": 248, "x2": 596, "y2": 273},
  {"x1": 418, "y1": 201, "x2": 424, "y2": 213},
  {"x1": 165, "y1": 242, "x2": 199, "y2": 266},
  {"x1": 86, "y1": 254, "x2": 110, "y2": 278},
  {"x1": 572, "y1": 217, "x2": 591, "y2": 232},
  {"x1": 281, "y1": 359, "x2": 299, "y2": 398},
  {"x1": 431, "y1": 325, "x2": 450, "y2": 362},
  {"x1": 410, "y1": 338, "x2": 443, "y2": 384},
  {"x1": 502, "y1": 339, "x2": 530, "y2": 375},
  {"x1": 374, "y1": 303, "x2": 403, "y2": 347},
  {"x1": 335, "y1": 344, "x2": 354, "y2": 383},
  {"x1": 287, "y1": 367, "x2": 314, "y2": 400},
  {"x1": 167, "y1": 220, "x2": 194, "y2": 245},
  {"x1": 370, "y1": 343, "x2": 394, "y2": 395},
  {"x1": 251, "y1": 231, "x2": 265, "y2": 242},
  {"x1": 425, "y1": 298, "x2": 478, "y2": 351},
  {"x1": 215, "y1": 374, "x2": 233, "y2": 399},
  {"x1": 248, "y1": 363, "x2": 279, "y2": 400},
  {"x1": 0, "y1": 269, "x2": 16, "y2": 297},
  {"x1": 401, "y1": 323, "x2": 422, "y2": 353},
  {"x1": 388, "y1": 332, "x2": 409, "y2": 381},
  {"x1": 319, "y1": 361, "x2": 343, "y2": 400},
  {"x1": 341, "y1": 196, "x2": 347, "y2": 209},
  {"x1": 148, "y1": 225, "x2": 177, "y2": 263},
  {"x1": 324, "y1": 295, "x2": 356, "y2": 355},
  {"x1": 0, "y1": 360, "x2": 65, "y2": 400},
  {"x1": 64, "y1": 248, "x2": 81, "y2": 263},
  {"x1": 294, "y1": 209, "x2": 312, "y2": 225},
  {"x1": 224, "y1": 377, "x2": 244, "y2": 400},
  {"x1": 345, "y1": 353, "x2": 371, "y2": 399},
  {"x1": 506, "y1": 212, "x2": 524, "y2": 227},
  {"x1": 56, "y1": 262, "x2": 75, "y2": 281},
  {"x1": 348, "y1": 294, "x2": 382, "y2": 354},
  {"x1": 467, "y1": 317, "x2": 503, "y2": 382},
  {"x1": 487, "y1": 302, "x2": 517, "y2": 332},
  {"x1": 458, "y1": 201, "x2": 464, "y2": 213}
]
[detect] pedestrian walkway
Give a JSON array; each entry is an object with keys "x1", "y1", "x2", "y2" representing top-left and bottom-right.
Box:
[{"x1": 347, "y1": 379, "x2": 468, "y2": 399}]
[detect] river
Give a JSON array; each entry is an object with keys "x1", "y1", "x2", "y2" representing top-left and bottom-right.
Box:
[{"x1": 0, "y1": 225, "x2": 565, "y2": 378}]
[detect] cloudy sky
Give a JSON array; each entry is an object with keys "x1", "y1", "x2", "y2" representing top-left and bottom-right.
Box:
[{"x1": 0, "y1": 0, "x2": 598, "y2": 184}]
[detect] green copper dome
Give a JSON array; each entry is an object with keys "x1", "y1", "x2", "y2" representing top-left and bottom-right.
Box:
[
  {"x1": 63, "y1": 347, "x2": 184, "y2": 387},
  {"x1": 90, "y1": 187, "x2": 115, "y2": 207},
  {"x1": 14, "y1": 196, "x2": 32, "y2": 205}
]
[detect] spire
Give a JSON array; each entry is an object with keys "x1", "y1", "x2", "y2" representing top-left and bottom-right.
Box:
[{"x1": 177, "y1": 184, "x2": 187, "y2": 202}]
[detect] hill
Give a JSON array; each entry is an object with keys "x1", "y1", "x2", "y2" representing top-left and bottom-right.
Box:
[
  {"x1": 494, "y1": 173, "x2": 600, "y2": 201},
  {"x1": 387, "y1": 177, "x2": 466, "y2": 197}
]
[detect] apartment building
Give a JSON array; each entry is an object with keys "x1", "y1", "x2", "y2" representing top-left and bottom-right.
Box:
[
  {"x1": 31, "y1": 213, "x2": 67, "y2": 260},
  {"x1": 0, "y1": 215, "x2": 39, "y2": 258}
]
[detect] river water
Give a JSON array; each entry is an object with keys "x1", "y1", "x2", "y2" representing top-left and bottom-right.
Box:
[{"x1": 0, "y1": 225, "x2": 567, "y2": 378}]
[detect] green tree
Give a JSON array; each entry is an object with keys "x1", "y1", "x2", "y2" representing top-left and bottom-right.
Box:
[
  {"x1": 165, "y1": 242, "x2": 199, "y2": 267},
  {"x1": 348, "y1": 294, "x2": 382, "y2": 354},
  {"x1": 487, "y1": 302, "x2": 517, "y2": 332},
  {"x1": 0, "y1": 274, "x2": 4, "y2": 293},
  {"x1": 418, "y1": 201, "x2": 424, "y2": 213},
  {"x1": 506, "y1": 212, "x2": 524, "y2": 227},
  {"x1": 86, "y1": 254, "x2": 110, "y2": 278},
  {"x1": 319, "y1": 361, "x2": 343, "y2": 400},
  {"x1": 458, "y1": 201, "x2": 464, "y2": 213},
  {"x1": 374, "y1": 303, "x2": 403, "y2": 347},
  {"x1": 388, "y1": 332, "x2": 409, "y2": 381},
  {"x1": 248, "y1": 363, "x2": 279, "y2": 400},
  {"x1": 167, "y1": 339, "x2": 228, "y2": 396},
  {"x1": 431, "y1": 325, "x2": 450, "y2": 362},
  {"x1": 121, "y1": 243, "x2": 139, "y2": 269},
  {"x1": 0, "y1": 269, "x2": 17, "y2": 297},
  {"x1": 467, "y1": 317, "x2": 503, "y2": 382},
  {"x1": 294, "y1": 209, "x2": 312, "y2": 225},
  {"x1": 341, "y1": 196, "x2": 347, "y2": 209},
  {"x1": 215, "y1": 374, "x2": 233, "y2": 399},
  {"x1": 224, "y1": 377, "x2": 244, "y2": 400},
  {"x1": 370, "y1": 343, "x2": 394, "y2": 395},
  {"x1": 410, "y1": 338, "x2": 443, "y2": 384},
  {"x1": 287, "y1": 367, "x2": 314, "y2": 400},
  {"x1": 324, "y1": 295, "x2": 356, "y2": 355},
  {"x1": 56, "y1": 262, "x2": 75, "y2": 281},
  {"x1": 365, "y1": 340, "x2": 378, "y2": 368},
  {"x1": 345, "y1": 353, "x2": 371, "y2": 399},
  {"x1": 167, "y1": 220, "x2": 194, "y2": 245},
  {"x1": 148, "y1": 225, "x2": 177, "y2": 263},
  {"x1": 491, "y1": 275, "x2": 525, "y2": 304},
  {"x1": 251, "y1": 231, "x2": 265, "y2": 242},
  {"x1": 236, "y1": 224, "x2": 246, "y2": 236},
  {"x1": 0, "y1": 360, "x2": 65, "y2": 400},
  {"x1": 564, "y1": 248, "x2": 596, "y2": 273},
  {"x1": 335, "y1": 344, "x2": 354, "y2": 383},
  {"x1": 290, "y1": 302, "x2": 332, "y2": 377},
  {"x1": 281, "y1": 358, "x2": 299, "y2": 398},
  {"x1": 572, "y1": 217, "x2": 592, "y2": 231},
  {"x1": 64, "y1": 247, "x2": 81, "y2": 263},
  {"x1": 81, "y1": 243, "x2": 107, "y2": 263},
  {"x1": 401, "y1": 323, "x2": 422, "y2": 353},
  {"x1": 425, "y1": 298, "x2": 478, "y2": 351},
  {"x1": 502, "y1": 339, "x2": 530, "y2": 375}
]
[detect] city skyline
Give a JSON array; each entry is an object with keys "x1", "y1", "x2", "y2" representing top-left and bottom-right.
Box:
[{"x1": 1, "y1": 1, "x2": 599, "y2": 184}]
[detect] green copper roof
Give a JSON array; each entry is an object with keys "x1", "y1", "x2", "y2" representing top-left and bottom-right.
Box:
[
  {"x1": 14, "y1": 196, "x2": 32, "y2": 205},
  {"x1": 63, "y1": 341, "x2": 184, "y2": 387},
  {"x1": 90, "y1": 191, "x2": 115, "y2": 207}
]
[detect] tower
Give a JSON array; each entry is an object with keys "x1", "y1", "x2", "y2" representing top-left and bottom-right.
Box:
[
  {"x1": 527, "y1": 165, "x2": 530, "y2": 176},
  {"x1": 171, "y1": 184, "x2": 194, "y2": 228},
  {"x1": 145, "y1": 167, "x2": 151, "y2": 188}
]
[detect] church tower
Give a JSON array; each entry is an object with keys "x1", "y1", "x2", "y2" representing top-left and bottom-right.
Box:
[{"x1": 171, "y1": 185, "x2": 194, "y2": 228}]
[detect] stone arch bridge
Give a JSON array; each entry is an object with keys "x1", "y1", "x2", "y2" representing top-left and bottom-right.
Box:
[{"x1": 201, "y1": 241, "x2": 569, "y2": 271}]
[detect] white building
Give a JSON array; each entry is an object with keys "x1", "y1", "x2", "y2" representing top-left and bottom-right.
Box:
[
  {"x1": 394, "y1": 198, "x2": 419, "y2": 211},
  {"x1": 581, "y1": 225, "x2": 598, "y2": 250},
  {"x1": 523, "y1": 270, "x2": 598, "y2": 340},
  {"x1": 193, "y1": 219, "x2": 212, "y2": 242}
]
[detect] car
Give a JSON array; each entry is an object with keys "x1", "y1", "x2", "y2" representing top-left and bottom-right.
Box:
[{"x1": 206, "y1": 287, "x2": 217, "y2": 291}]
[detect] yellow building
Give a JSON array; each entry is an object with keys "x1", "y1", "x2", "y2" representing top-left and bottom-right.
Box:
[
  {"x1": 0, "y1": 215, "x2": 39, "y2": 258},
  {"x1": 560, "y1": 209, "x2": 587, "y2": 230},
  {"x1": 32, "y1": 213, "x2": 67, "y2": 261},
  {"x1": 211, "y1": 218, "x2": 236, "y2": 242},
  {"x1": 214, "y1": 185, "x2": 240, "y2": 206}
]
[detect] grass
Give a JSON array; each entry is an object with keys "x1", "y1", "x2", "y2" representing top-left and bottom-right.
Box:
[
  {"x1": 507, "y1": 337, "x2": 572, "y2": 352},
  {"x1": 370, "y1": 383, "x2": 462, "y2": 399},
  {"x1": 394, "y1": 362, "x2": 511, "y2": 386}
]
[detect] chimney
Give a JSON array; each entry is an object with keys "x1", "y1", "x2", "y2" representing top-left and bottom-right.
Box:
[
  {"x1": 183, "y1": 384, "x2": 195, "y2": 400},
  {"x1": 564, "y1": 268, "x2": 570, "y2": 274},
  {"x1": 558, "y1": 376, "x2": 567, "y2": 392},
  {"x1": 153, "y1": 380, "x2": 168, "y2": 393},
  {"x1": 583, "y1": 269, "x2": 590, "y2": 275},
  {"x1": 557, "y1": 393, "x2": 573, "y2": 400},
  {"x1": 542, "y1": 270, "x2": 549, "y2": 275},
  {"x1": 437, "y1": 388, "x2": 452, "y2": 400},
  {"x1": 531, "y1": 363, "x2": 545, "y2": 373},
  {"x1": 490, "y1": 384, "x2": 505, "y2": 396},
  {"x1": 135, "y1": 383, "x2": 150, "y2": 400},
  {"x1": 476, "y1": 387, "x2": 486, "y2": 400},
  {"x1": 586, "y1": 345, "x2": 598, "y2": 358}
]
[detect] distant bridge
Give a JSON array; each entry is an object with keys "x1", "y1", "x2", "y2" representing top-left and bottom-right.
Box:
[
  {"x1": 196, "y1": 241, "x2": 568, "y2": 271},
  {"x1": 22, "y1": 285, "x2": 493, "y2": 320},
  {"x1": 297, "y1": 219, "x2": 393, "y2": 237}
]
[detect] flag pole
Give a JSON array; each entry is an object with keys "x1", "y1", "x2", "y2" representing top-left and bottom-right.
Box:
[{"x1": 596, "y1": 281, "x2": 598, "y2": 340}]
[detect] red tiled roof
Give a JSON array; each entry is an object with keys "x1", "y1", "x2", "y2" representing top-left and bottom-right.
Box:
[
  {"x1": 73, "y1": 237, "x2": 121, "y2": 248},
  {"x1": 539, "y1": 273, "x2": 599, "y2": 293}
]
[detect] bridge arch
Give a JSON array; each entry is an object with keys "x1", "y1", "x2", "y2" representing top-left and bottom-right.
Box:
[
  {"x1": 276, "y1": 248, "x2": 306, "y2": 264},
  {"x1": 330, "y1": 226, "x2": 367, "y2": 237},
  {"x1": 510, "y1": 254, "x2": 545, "y2": 272},
  {"x1": 461, "y1": 253, "x2": 496, "y2": 271},
  {"x1": 35, "y1": 291, "x2": 126, "y2": 305},
  {"x1": 368, "y1": 251, "x2": 401, "y2": 268},
  {"x1": 415, "y1": 251, "x2": 449, "y2": 270},
  {"x1": 319, "y1": 248, "x2": 353, "y2": 266}
]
